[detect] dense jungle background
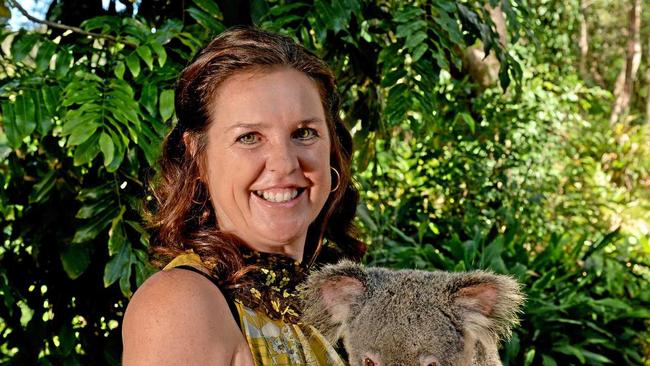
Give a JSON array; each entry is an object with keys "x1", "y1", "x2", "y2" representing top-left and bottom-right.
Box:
[{"x1": 0, "y1": 0, "x2": 648, "y2": 365}]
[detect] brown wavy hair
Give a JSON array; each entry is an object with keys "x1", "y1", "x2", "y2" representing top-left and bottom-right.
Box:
[{"x1": 146, "y1": 27, "x2": 366, "y2": 287}]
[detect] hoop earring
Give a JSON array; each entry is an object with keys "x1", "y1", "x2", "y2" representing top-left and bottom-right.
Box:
[{"x1": 330, "y1": 167, "x2": 341, "y2": 192}]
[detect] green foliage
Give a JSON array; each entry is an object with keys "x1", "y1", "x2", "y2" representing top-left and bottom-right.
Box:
[
  {"x1": 0, "y1": 0, "x2": 649, "y2": 365},
  {"x1": 358, "y1": 42, "x2": 650, "y2": 365},
  {"x1": 0, "y1": 0, "x2": 515, "y2": 363},
  {"x1": 0, "y1": 7, "x2": 203, "y2": 365}
]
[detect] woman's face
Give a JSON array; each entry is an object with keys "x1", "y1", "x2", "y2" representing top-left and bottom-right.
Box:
[{"x1": 202, "y1": 67, "x2": 332, "y2": 261}]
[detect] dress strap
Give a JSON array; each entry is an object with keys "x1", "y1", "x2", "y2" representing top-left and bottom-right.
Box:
[{"x1": 174, "y1": 265, "x2": 242, "y2": 330}]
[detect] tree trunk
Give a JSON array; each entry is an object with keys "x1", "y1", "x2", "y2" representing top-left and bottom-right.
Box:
[
  {"x1": 579, "y1": 0, "x2": 589, "y2": 79},
  {"x1": 610, "y1": 0, "x2": 642, "y2": 125},
  {"x1": 647, "y1": 35, "x2": 650, "y2": 125},
  {"x1": 462, "y1": 4, "x2": 507, "y2": 90},
  {"x1": 612, "y1": 64, "x2": 627, "y2": 100}
]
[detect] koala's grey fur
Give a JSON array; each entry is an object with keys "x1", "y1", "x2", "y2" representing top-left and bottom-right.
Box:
[{"x1": 300, "y1": 261, "x2": 524, "y2": 366}]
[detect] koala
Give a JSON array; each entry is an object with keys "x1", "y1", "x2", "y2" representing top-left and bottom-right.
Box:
[{"x1": 300, "y1": 261, "x2": 524, "y2": 366}]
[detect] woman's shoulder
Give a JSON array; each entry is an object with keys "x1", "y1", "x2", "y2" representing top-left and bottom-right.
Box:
[{"x1": 122, "y1": 267, "x2": 251, "y2": 365}]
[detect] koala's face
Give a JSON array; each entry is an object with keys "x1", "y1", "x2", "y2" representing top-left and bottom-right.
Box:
[
  {"x1": 343, "y1": 273, "x2": 468, "y2": 366},
  {"x1": 301, "y1": 262, "x2": 523, "y2": 366}
]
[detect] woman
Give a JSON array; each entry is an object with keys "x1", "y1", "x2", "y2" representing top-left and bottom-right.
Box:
[{"x1": 122, "y1": 27, "x2": 366, "y2": 365}]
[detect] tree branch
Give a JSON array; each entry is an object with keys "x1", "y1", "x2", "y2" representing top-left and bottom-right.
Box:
[{"x1": 7, "y1": 0, "x2": 136, "y2": 47}]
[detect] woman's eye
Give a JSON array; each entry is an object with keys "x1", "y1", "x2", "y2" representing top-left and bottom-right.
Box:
[
  {"x1": 236, "y1": 132, "x2": 259, "y2": 144},
  {"x1": 363, "y1": 357, "x2": 375, "y2": 366},
  {"x1": 293, "y1": 127, "x2": 318, "y2": 140}
]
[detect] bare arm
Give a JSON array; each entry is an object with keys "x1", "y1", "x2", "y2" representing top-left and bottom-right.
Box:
[{"x1": 122, "y1": 268, "x2": 252, "y2": 365}]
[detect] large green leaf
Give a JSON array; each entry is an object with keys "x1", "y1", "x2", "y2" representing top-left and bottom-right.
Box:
[
  {"x1": 105, "y1": 127, "x2": 127, "y2": 172},
  {"x1": 122, "y1": 17, "x2": 150, "y2": 42},
  {"x1": 72, "y1": 197, "x2": 117, "y2": 243},
  {"x1": 553, "y1": 344, "x2": 586, "y2": 364},
  {"x1": 108, "y1": 207, "x2": 127, "y2": 256},
  {"x1": 55, "y1": 50, "x2": 73, "y2": 79},
  {"x1": 76, "y1": 195, "x2": 114, "y2": 220},
  {"x1": 393, "y1": 6, "x2": 424, "y2": 23},
  {"x1": 12, "y1": 93, "x2": 36, "y2": 143},
  {"x1": 104, "y1": 241, "x2": 132, "y2": 288},
  {"x1": 35, "y1": 40, "x2": 57, "y2": 72},
  {"x1": 67, "y1": 122, "x2": 100, "y2": 146},
  {"x1": 431, "y1": 6, "x2": 464, "y2": 45},
  {"x1": 120, "y1": 254, "x2": 134, "y2": 297},
  {"x1": 140, "y1": 83, "x2": 158, "y2": 116},
  {"x1": 31, "y1": 90, "x2": 53, "y2": 135},
  {"x1": 41, "y1": 86, "x2": 61, "y2": 115},
  {"x1": 126, "y1": 52, "x2": 141, "y2": 78},
  {"x1": 312, "y1": 0, "x2": 351, "y2": 33},
  {"x1": 136, "y1": 45, "x2": 153, "y2": 70},
  {"x1": 1, "y1": 101, "x2": 20, "y2": 148},
  {"x1": 186, "y1": 6, "x2": 225, "y2": 34},
  {"x1": 60, "y1": 244, "x2": 91, "y2": 280},
  {"x1": 384, "y1": 83, "x2": 410, "y2": 126},
  {"x1": 404, "y1": 31, "x2": 427, "y2": 50},
  {"x1": 81, "y1": 15, "x2": 122, "y2": 32},
  {"x1": 72, "y1": 131, "x2": 101, "y2": 166},
  {"x1": 138, "y1": 119, "x2": 163, "y2": 165},
  {"x1": 159, "y1": 89, "x2": 174, "y2": 121},
  {"x1": 114, "y1": 61, "x2": 126, "y2": 79},
  {"x1": 193, "y1": 0, "x2": 223, "y2": 19},
  {"x1": 99, "y1": 132, "x2": 115, "y2": 169},
  {"x1": 149, "y1": 42, "x2": 167, "y2": 67},
  {"x1": 10, "y1": 31, "x2": 39, "y2": 62}
]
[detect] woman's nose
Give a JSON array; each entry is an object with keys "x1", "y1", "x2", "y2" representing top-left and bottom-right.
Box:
[{"x1": 266, "y1": 141, "x2": 299, "y2": 175}]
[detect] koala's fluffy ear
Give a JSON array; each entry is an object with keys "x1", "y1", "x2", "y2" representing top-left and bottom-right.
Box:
[
  {"x1": 300, "y1": 260, "x2": 367, "y2": 342},
  {"x1": 449, "y1": 271, "x2": 524, "y2": 345}
]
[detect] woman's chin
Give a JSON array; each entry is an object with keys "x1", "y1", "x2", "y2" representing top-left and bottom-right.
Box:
[
  {"x1": 248, "y1": 227, "x2": 307, "y2": 255},
  {"x1": 261, "y1": 230, "x2": 303, "y2": 247}
]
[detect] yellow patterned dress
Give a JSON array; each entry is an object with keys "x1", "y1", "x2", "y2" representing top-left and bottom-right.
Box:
[{"x1": 164, "y1": 252, "x2": 346, "y2": 366}]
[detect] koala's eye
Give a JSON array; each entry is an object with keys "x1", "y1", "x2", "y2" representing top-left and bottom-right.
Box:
[{"x1": 364, "y1": 357, "x2": 375, "y2": 366}]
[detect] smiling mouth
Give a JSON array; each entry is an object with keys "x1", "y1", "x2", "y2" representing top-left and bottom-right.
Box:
[{"x1": 253, "y1": 188, "x2": 306, "y2": 203}]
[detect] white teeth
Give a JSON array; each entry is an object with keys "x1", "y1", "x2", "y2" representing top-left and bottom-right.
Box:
[{"x1": 255, "y1": 189, "x2": 299, "y2": 203}]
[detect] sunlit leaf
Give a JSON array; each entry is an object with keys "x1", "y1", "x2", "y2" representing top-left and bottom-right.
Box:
[
  {"x1": 99, "y1": 132, "x2": 115, "y2": 169},
  {"x1": 187, "y1": 6, "x2": 224, "y2": 34},
  {"x1": 10, "y1": 31, "x2": 39, "y2": 62},
  {"x1": 114, "y1": 61, "x2": 126, "y2": 79},
  {"x1": 193, "y1": 0, "x2": 223, "y2": 19},
  {"x1": 159, "y1": 89, "x2": 174, "y2": 121},
  {"x1": 13, "y1": 93, "x2": 36, "y2": 142},
  {"x1": 35, "y1": 40, "x2": 57, "y2": 72},
  {"x1": 136, "y1": 45, "x2": 153, "y2": 70},
  {"x1": 149, "y1": 42, "x2": 167, "y2": 67},
  {"x1": 72, "y1": 131, "x2": 101, "y2": 166},
  {"x1": 126, "y1": 52, "x2": 141, "y2": 78}
]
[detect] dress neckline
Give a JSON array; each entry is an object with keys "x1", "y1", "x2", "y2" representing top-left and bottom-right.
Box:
[{"x1": 225, "y1": 246, "x2": 308, "y2": 323}]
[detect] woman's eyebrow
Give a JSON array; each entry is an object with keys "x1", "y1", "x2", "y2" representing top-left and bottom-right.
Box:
[
  {"x1": 226, "y1": 122, "x2": 267, "y2": 131},
  {"x1": 227, "y1": 118, "x2": 325, "y2": 131},
  {"x1": 297, "y1": 117, "x2": 326, "y2": 125}
]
